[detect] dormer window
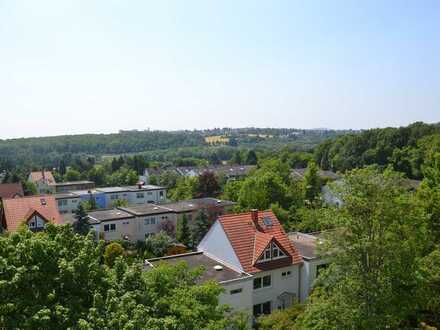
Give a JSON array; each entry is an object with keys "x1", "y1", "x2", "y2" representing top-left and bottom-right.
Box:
[{"x1": 258, "y1": 242, "x2": 287, "y2": 263}]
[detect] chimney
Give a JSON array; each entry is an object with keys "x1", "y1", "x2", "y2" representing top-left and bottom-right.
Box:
[
  {"x1": 137, "y1": 182, "x2": 142, "y2": 189},
  {"x1": 251, "y1": 209, "x2": 260, "y2": 229}
]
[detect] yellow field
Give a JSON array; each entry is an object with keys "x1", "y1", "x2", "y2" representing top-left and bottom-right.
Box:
[{"x1": 205, "y1": 135, "x2": 230, "y2": 144}]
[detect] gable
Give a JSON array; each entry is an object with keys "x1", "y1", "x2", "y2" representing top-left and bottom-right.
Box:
[
  {"x1": 255, "y1": 240, "x2": 288, "y2": 264},
  {"x1": 197, "y1": 220, "x2": 244, "y2": 272},
  {"x1": 218, "y1": 210, "x2": 303, "y2": 273}
]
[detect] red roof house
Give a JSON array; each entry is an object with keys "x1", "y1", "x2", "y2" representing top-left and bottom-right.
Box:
[
  {"x1": 1, "y1": 195, "x2": 62, "y2": 232},
  {"x1": 198, "y1": 209, "x2": 302, "y2": 274},
  {"x1": 0, "y1": 183, "x2": 24, "y2": 199}
]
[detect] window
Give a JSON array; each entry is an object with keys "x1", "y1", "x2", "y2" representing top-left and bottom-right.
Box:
[
  {"x1": 136, "y1": 193, "x2": 144, "y2": 199},
  {"x1": 104, "y1": 224, "x2": 116, "y2": 232},
  {"x1": 159, "y1": 191, "x2": 164, "y2": 197},
  {"x1": 253, "y1": 275, "x2": 271, "y2": 290},
  {"x1": 58, "y1": 200, "x2": 67, "y2": 206},
  {"x1": 253, "y1": 301, "x2": 271, "y2": 316},
  {"x1": 230, "y1": 288, "x2": 242, "y2": 295},
  {"x1": 110, "y1": 194, "x2": 119, "y2": 200},
  {"x1": 258, "y1": 242, "x2": 287, "y2": 262},
  {"x1": 161, "y1": 216, "x2": 168, "y2": 220},
  {"x1": 122, "y1": 221, "x2": 130, "y2": 225},
  {"x1": 281, "y1": 271, "x2": 292, "y2": 278},
  {"x1": 144, "y1": 217, "x2": 156, "y2": 226},
  {"x1": 147, "y1": 192, "x2": 153, "y2": 196}
]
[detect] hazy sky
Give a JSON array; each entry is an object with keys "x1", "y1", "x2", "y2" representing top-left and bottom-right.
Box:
[{"x1": 1, "y1": 0, "x2": 439, "y2": 139}]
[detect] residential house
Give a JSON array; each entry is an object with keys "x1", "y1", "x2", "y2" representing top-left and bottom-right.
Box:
[
  {"x1": 54, "y1": 184, "x2": 167, "y2": 214},
  {"x1": 141, "y1": 165, "x2": 256, "y2": 184},
  {"x1": 288, "y1": 232, "x2": 329, "y2": 301},
  {"x1": 87, "y1": 198, "x2": 235, "y2": 241},
  {"x1": 0, "y1": 183, "x2": 24, "y2": 200},
  {"x1": 53, "y1": 180, "x2": 95, "y2": 193},
  {"x1": 145, "y1": 252, "x2": 254, "y2": 314},
  {"x1": 1, "y1": 195, "x2": 62, "y2": 232},
  {"x1": 28, "y1": 170, "x2": 56, "y2": 194},
  {"x1": 147, "y1": 210, "x2": 303, "y2": 321}
]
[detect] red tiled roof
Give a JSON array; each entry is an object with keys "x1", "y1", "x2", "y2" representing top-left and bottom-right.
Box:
[
  {"x1": 218, "y1": 210, "x2": 302, "y2": 273},
  {"x1": 2, "y1": 196, "x2": 62, "y2": 232},
  {"x1": 0, "y1": 183, "x2": 24, "y2": 199},
  {"x1": 29, "y1": 171, "x2": 56, "y2": 184}
]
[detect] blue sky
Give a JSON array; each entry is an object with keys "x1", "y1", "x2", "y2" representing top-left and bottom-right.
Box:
[{"x1": 1, "y1": 0, "x2": 439, "y2": 138}]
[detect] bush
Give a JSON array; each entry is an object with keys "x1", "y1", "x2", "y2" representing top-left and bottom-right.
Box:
[{"x1": 104, "y1": 242, "x2": 124, "y2": 266}]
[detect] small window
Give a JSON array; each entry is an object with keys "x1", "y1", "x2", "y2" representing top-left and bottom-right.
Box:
[
  {"x1": 253, "y1": 277, "x2": 262, "y2": 290},
  {"x1": 253, "y1": 301, "x2": 271, "y2": 316},
  {"x1": 104, "y1": 224, "x2": 109, "y2": 232},
  {"x1": 110, "y1": 224, "x2": 116, "y2": 231},
  {"x1": 262, "y1": 275, "x2": 271, "y2": 287},
  {"x1": 147, "y1": 192, "x2": 153, "y2": 196},
  {"x1": 136, "y1": 193, "x2": 144, "y2": 198},
  {"x1": 230, "y1": 288, "x2": 242, "y2": 295},
  {"x1": 159, "y1": 191, "x2": 164, "y2": 197},
  {"x1": 282, "y1": 271, "x2": 292, "y2": 278}
]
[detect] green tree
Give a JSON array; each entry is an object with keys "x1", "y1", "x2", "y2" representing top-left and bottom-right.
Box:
[
  {"x1": 64, "y1": 168, "x2": 81, "y2": 182},
  {"x1": 145, "y1": 231, "x2": 174, "y2": 257},
  {"x1": 104, "y1": 242, "x2": 124, "y2": 267},
  {"x1": 238, "y1": 171, "x2": 289, "y2": 210},
  {"x1": 197, "y1": 171, "x2": 220, "y2": 197},
  {"x1": 23, "y1": 181, "x2": 37, "y2": 196},
  {"x1": 303, "y1": 161, "x2": 321, "y2": 202},
  {"x1": 176, "y1": 214, "x2": 191, "y2": 247},
  {"x1": 170, "y1": 176, "x2": 198, "y2": 201},
  {"x1": 0, "y1": 225, "x2": 106, "y2": 329},
  {"x1": 73, "y1": 203, "x2": 90, "y2": 235},
  {"x1": 245, "y1": 150, "x2": 258, "y2": 165},
  {"x1": 297, "y1": 168, "x2": 429, "y2": 329},
  {"x1": 192, "y1": 210, "x2": 210, "y2": 246},
  {"x1": 258, "y1": 305, "x2": 304, "y2": 330}
]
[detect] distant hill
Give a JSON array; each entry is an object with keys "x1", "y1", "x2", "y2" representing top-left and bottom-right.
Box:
[
  {"x1": 314, "y1": 122, "x2": 440, "y2": 179},
  {"x1": 0, "y1": 128, "x2": 349, "y2": 172}
]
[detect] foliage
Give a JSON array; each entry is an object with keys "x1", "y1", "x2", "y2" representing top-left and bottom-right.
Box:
[
  {"x1": 176, "y1": 214, "x2": 191, "y2": 247},
  {"x1": 64, "y1": 168, "x2": 81, "y2": 181},
  {"x1": 257, "y1": 304, "x2": 305, "y2": 330},
  {"x1": 0, "y1": 225, "x2": 106, "y2": 329},
  {"x1": 170, "y1": 176, "x2": 198, "y2": 201},
  {"x1": 297, "y1": 168, "x2": 429, "y2": 329},
  {"x1": 314, "y1": 122, "x2": 440, "y2": 179},
  {"x1": 197, "y1": 171, "x2": 220, "y2": 197},
  {"x1": 145, "y1": 231, "x2": 174, "y2": 258},
  {"x1": 221, "y1": 180, "x2": 244, "y2": 203},
  {"x1": 104, "y1": 242, "x2": 124, "y2": 267},
  {"x1": 303, "y1": 161, "x2": 321, "y2": 202},
  {"x1": 112, "y1": 199, "x2": 129, "y2": 207},
  {"x1": 192, "y1": 210, "x2": 210, "y2": 246},
  {"x1": 73, "y1": 203, "x2": 90, "y2": 235}
]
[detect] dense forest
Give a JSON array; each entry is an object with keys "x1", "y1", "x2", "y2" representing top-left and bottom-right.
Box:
[
  {"x1": 0, "y1": 128, "x2": 346, "y2": 173},
  {"x1": 314, "y1": 122, "x2": 440, "y2": 179}
]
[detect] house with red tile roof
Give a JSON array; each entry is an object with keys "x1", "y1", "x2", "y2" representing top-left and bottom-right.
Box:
[
  {"x1": 1, "y1": 195, "x2": 62, "y2": 232},
  {"x1": 146, "y1": 209, "x2": 305, "y2": 321},
  {"x1": 28, "y1": 170, "x2": 57, "y2": 194},
  {"x1": 0, "y1": 183, "x2": 24, "y2": 199},
  {"x1": 197, "y1": 209, "x2": 302, "y2": 317}
]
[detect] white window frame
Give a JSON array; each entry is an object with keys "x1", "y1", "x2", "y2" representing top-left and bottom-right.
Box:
[
  {"x1": 253, "y1": 274, "x2": 272, "y2": 291},
  {"x1": 257, "y1": 242, "x2": 287, "y2": 263}
]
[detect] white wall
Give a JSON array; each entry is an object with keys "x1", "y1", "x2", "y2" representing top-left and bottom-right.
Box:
[
  {"x1": 133, "y1": 213, "x2": 177, "y2": 241},
  {"x1": 299, "y1": 258, "x2": 329, "y2": 302},
  {"x1": 57, "y1": 197, "x2": 80, "y2": 214},
  {"x1": 198, "y1": 221, "x2": 243, "y2": 272},
  {"x1": 220, "y1": 278, "x2": 253, "y2": 314},
  {"x1": 252, "y1": 265, "x2": 300, "y2": 313}
]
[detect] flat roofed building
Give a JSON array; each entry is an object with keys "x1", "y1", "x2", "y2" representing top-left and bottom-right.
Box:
[{"x1": 145, "y1": 251, "x2": 253, "y2": 314}]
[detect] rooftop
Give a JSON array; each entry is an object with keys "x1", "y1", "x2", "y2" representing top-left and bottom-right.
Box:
[
  {"x1": 0, "y1": 183, "x2": 24, "y2": 199},
  {"x1": 53, "y1": 180, "x2": 94, "y2": 186},
  {"x1": 119, "y1": 204, "x2": 173, "y2": 216},
  {"x1": 288, "y1": 232, "x2": 325, "y2": 260},
  {"x1": 2, "y1": 195, "x2": 62, "y2": 232},
  {"x1": 162, "y1": 198, "x2": 235, "y2": 213},
  {"x1": 29, "y1": 171, "x2": 56, "y2": 184},
  {"x1": 96, "y1": 186, "x2": 131, "y2": 193},
  {"x1": 145, "y1": 252, "x2": 250, "y2": 283},
  {"x1": 88, "y1": 209, "x2": 134, "y2": 222},
  {"x1": 217, "y1": 210, "x2": 303, "y2": 274},
  {"x1": 54, "y1": 192, "x2": 81, "y2": 199},
  {"x1": 123, "y1": 184, "x2": 165, "y2": 191}
]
